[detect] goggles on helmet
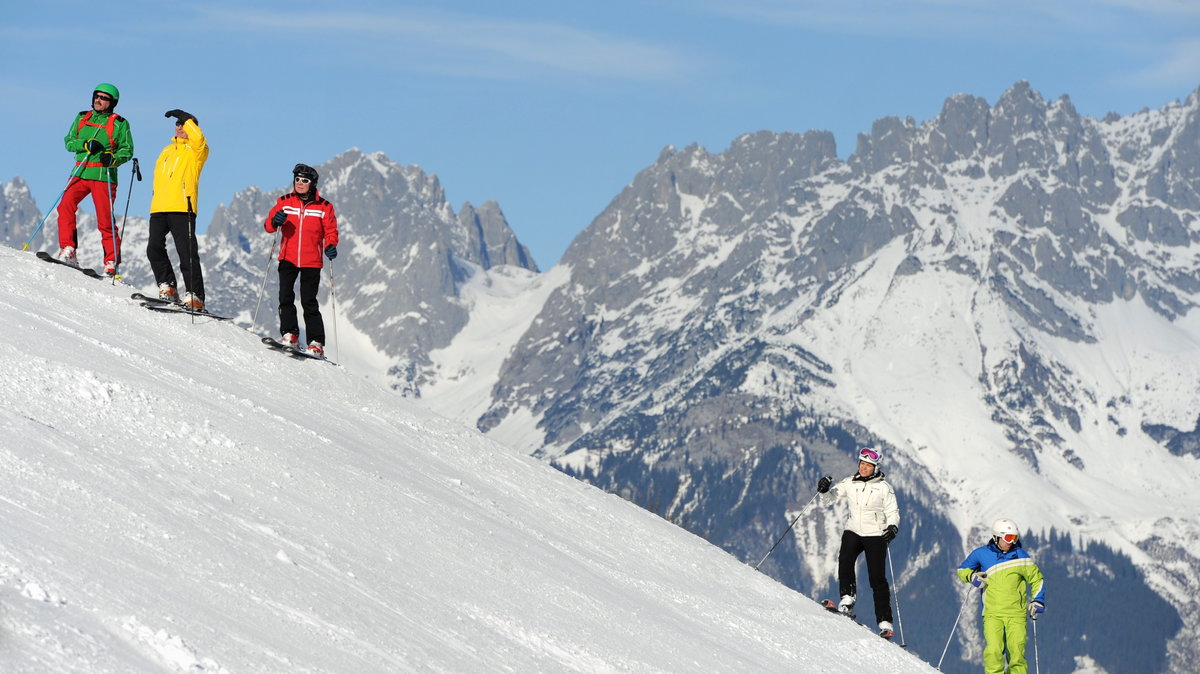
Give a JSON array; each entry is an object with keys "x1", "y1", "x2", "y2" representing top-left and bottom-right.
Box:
[
  {"x1": 998, "y1": 533, "x2": 1018, "y2": 544},
  {"x1": 859, "y1": 447, "x2": 880, "y2": 461}
]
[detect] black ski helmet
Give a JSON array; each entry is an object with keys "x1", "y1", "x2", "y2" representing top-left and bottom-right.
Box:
[{"x1": 292, "y1": 163, "x2": 319, "y2": 187}]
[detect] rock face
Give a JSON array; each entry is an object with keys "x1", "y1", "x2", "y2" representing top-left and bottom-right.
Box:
[{"x1": 0, "y1": 177, "x2": 42, "y2": 247}]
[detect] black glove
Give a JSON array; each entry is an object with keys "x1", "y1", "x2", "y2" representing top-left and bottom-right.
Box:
[
  {"x1": 164, "y1": 109, "x2": 195, "y2": 125},
  {"x1": 324, "y1": 244, "x2": 337, "y2": 260},
  {"x1": 817, "y1": 476, "x2": 832, "y2": 493},
  {"x1": 85, "y1": 139, "x2": 105, "y2": 154},
  {"x1": 882, "y1": 524, "x2": 898, "y2": 543},
  {"x1": 271, "y1": 210, "x2": 288, "y2": 228},
  {"x1": 99, "y1": 152, "x2": 114, "y2": 167}
]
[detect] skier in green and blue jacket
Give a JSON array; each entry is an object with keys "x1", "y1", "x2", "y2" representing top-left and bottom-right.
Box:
[{"x1": 956, "y1": 518, "x2": 1046, "y2": 674}]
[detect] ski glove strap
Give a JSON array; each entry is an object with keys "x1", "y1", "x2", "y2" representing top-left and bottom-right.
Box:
[
  {"x1": 99, "y1": 152, "x2": 114, "y2": 167},
  {"x1": 1028, "y1": 601, "x2": 1044, "y2": 619},
  {"x1": 971, "y1": 571, "x2": 988, "y2": 589},
  {"x1": 85, "y1": 139, "x2": 105, "y2": 154}
]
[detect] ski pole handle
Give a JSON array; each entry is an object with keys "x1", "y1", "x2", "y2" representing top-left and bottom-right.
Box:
[{"x1": 132, "y1": 157, "x2": 142, "y2": 181}]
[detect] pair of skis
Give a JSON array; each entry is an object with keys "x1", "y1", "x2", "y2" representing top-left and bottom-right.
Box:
[
  {"x1": 131, "y1": 292, "x2": 232, "y2": 321},
  {"x1": 36, "y1": 250, "x2": 106, "y2": 279},
  {"x1": 261, "y1": 337, "x2": 333, "y2": 364},
  {"x1": 820, "y1": 600, "x2": 895, "y2": 641}
]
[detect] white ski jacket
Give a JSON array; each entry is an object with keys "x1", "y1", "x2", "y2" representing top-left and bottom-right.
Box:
[{"x1": 822, "y1": 472, "x2": 899, "y2": 537}]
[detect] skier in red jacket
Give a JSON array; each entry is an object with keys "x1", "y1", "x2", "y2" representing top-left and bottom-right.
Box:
[{"x1": 264, "y1": 163, "x2": 339, "y2": 357}]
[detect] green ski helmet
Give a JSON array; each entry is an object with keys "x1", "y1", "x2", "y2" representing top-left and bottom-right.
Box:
[{"x1": 93, "y1": 83, "x2": 120, "y2": 107}]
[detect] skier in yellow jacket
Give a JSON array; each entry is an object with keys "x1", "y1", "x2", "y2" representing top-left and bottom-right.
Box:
[{"x1": 148, "y1": 109, "x2": 209, "y2": 310}]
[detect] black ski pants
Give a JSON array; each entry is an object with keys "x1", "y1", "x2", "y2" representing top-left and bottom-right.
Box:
[
  {"x1": 838, "y1": 530, "x2": 892, "y2": 624},
  {"x1": 278, "y1": 260, "x2": 325, "y2": 345},
  {"x1": 148, "y1": 211, "x2": 205, "y2": 299}
]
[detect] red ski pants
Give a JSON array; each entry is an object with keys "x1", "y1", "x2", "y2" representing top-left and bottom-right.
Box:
[{"x1": 57, "y1": 178, "x2": 119, "y2": 262}]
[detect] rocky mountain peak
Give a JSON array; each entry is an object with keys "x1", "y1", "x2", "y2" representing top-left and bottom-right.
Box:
[{"x1": 0, "y1": 176, "x2": 41, "y2": 245}]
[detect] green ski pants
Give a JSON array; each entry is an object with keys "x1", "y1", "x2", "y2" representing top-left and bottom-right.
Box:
[{"x1": 982, "y1": 613, "x2": 1028, "y2": 674}]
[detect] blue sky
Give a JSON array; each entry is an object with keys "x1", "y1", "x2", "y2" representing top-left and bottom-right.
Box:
[{"x1": 3, "y1": 0, "x2": 1198, "y2": 267}]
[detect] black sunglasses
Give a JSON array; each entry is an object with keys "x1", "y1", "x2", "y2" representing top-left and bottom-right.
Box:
[{"x1": 93, "y1": 93, "x2": 113, "y2": 102}]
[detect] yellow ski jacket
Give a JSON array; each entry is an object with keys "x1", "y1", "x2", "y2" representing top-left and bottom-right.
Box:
[{"x1": 150, "y1": 118, "x2": 209, "y2": 214}]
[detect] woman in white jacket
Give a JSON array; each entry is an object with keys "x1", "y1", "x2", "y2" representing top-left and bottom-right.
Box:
[{"x1": 817, "y1": 446, "x2": 900, "y2": 638}]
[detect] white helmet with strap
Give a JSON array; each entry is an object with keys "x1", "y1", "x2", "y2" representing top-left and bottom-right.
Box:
[{"x1": 992, "y1": 518, "x2": 1020, "y2": 543}]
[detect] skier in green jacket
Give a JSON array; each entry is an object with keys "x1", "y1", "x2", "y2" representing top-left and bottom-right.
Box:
[{"x1": 56, "y1": 83, "x2": 134, "y2": 275}]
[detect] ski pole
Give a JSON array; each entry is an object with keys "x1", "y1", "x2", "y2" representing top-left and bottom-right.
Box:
[
  {"x1": 887, "y1": 546, "x2": 907, "y2": 648},
  {"x1": 1032, "y1": 612, "x2": 1040, "y2": 674},
  {"x1": 114, "y1": 157, "x2": 141, "y2": 275},
  {"x1": 184, "y1": 197, "x2": 199, "y2": 323},
  {"x1": 936, "y1": 585, "x2": 975, "y2": 671},
  {"x1": 252, "y1": 230, "x2": 280, "y2": 329},
  {"x1": 106, "y1": 166, "x2": 120, "y2": 276},
  {"x1": 754, "y1": 491, "x2": 819, "y2": 570},
  {"x1": 326, "y1": 258, "x2": 339, "y2": 362},
  {"x1": 22, "y1": 162, "x2": 86, "y2": 251}
]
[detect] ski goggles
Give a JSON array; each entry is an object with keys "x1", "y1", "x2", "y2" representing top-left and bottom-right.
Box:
[
  {"x1": 294, "y1": 176, "x2": 313, "y2": 184},
  {"x1": 858, "y1": 447, "x2": 880, "y2": 462},
  {"x1": 998, "y1": 533, "x2": 1018, "y2": 544}
]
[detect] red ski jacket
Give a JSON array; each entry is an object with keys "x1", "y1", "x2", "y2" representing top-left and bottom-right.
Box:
[{"x1": 264, "y1": 189, "x2": 340, "y2": 268}]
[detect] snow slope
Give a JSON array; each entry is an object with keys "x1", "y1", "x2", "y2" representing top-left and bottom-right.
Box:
[{"x1": 0, "y1": 245, "x2": 933, "y2": 672}]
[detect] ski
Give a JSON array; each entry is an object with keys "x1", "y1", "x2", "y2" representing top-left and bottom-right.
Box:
[
  {"x1": 820, "y1": 599, "x2": 854, "y2": 620},
  {"x1": 141, "y1": 302, "x2": 232, "y2": 321},
  {"x1": 261, "y1": 336, "x2": 334, "y2": 364},
  {"x1": 130, "y1": 292, "x2": 175, "y2": 305},
  {"x1": 820, "y1": 599, "x2": 894, "y2": 641},
  {"x1": 36, "y1": 251, "x2": 105, "y2": 279}
]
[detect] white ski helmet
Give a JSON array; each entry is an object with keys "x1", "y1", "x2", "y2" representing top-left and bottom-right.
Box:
[
  {"x1": 992, "y1": 518, "x2": 1020, "y2": 543},
  {"x1": 857, "y1": 446, "x2": 881, "y2": 466}
]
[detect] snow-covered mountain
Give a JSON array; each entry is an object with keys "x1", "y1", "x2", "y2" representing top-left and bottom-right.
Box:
[
  {"x1": 5, "y1": 80, "x2": 1198, "y2": 672},
  {"x1": 435, "y1": 82, "x2": 1200, "y2": 673},
  {"x1": 0, "y1": 245, "x2": 935, "y2": 673}
]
